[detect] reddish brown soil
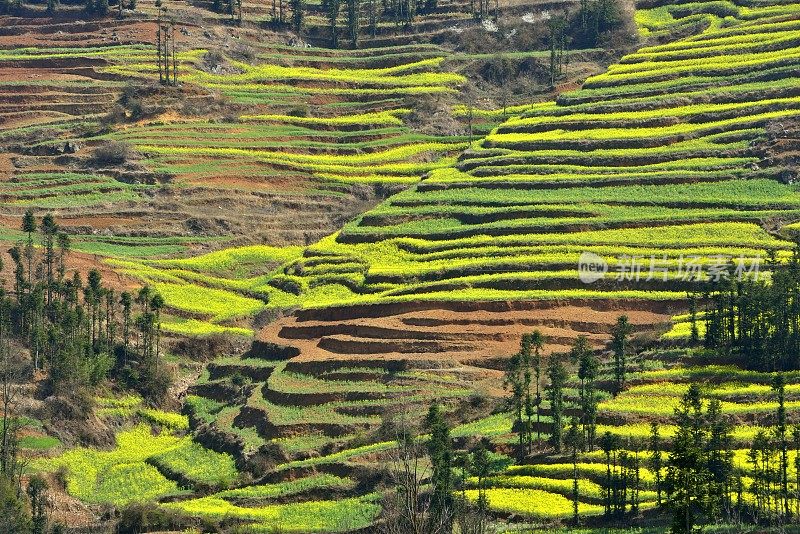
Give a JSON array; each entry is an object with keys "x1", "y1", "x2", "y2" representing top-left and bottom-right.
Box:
[
  {"x1": 0, "y1": 18, "x2": 155, "y2": 48},
  {"x1": 64, "y1": 249, "x2": 140, "y2": 290},
  {"x1": 259, "y1": 299, "x2": 676, "y2": 366},
  {"x1": 182, "y1": 173, "x2": 313, "y2": 192}
]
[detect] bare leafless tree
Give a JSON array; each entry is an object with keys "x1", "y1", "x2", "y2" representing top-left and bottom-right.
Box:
[
  {"x1": 379, "y1": 412, "x2": 450, "y2": 534},
  {"x1": 454, "y1": 501, "x2": 495, "y2": 534}
]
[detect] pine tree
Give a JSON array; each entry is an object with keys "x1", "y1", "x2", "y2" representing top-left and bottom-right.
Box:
[
  {"x1": 291, "y1": 0, "x2": 303, "y2": 31},
  {"x1": 665, "y1": 384, "x2": 710, "y2": 534},
  {"x1": 706, "y1": 398, "x2": 733, "y2": 520},
  {"x1": 120, "y1": 291, "x2": 132, "y2": 365},
  {"x1": 792, "y1": 424, "x2": 800, "y2": 518},
  {"x1": 504, "y1": 349, "x2": 525, "y2": 452},
  {"x1": 150, "y1": 293, "x2": 164, "y2": 371},
  {"x1": 425, "y1": 402, "x2": 452, "y2": 530},
  {"x1": 611, "y1": 315, "x2": 632, "y2": 395},
  {"x1": 56, "y1": 232, "x2": 69, "y2": 285},
  {"x1": 328, "y1": 0, "x2": 341, "y2": 47},
  {"x1": 530, "y1": 330, "x2": 544, "y2": 443},
  {"x1": 565, "y1": 417, "x2": 584, "y2": 524},
  {"x1": 688, "y1": 291, "x2": 699, "y2": 343},
  {"x1": 40, "y1": 214, "x2": 57, "y2": 307},
  {"x1": 773, "y1": 373, "x2": 789, "y2": 519},
  {"x1": 649, "y1": 422, "x2": 663, "y2": 506},
  {"x1": 573, "y1": 335, "x2": 598, "y2": 450},
  {"x1": 367, "y1": 0, "x2": 376, "y2": 36},
  {"x1": 599, "y1": 431, "x2": 620, "y2": 517},
  {"x1": 346, "y1": 0, "x2": 359, "y2": 48},
  {"x1": 21, "y1": 210, "x2": 36, "y2": 295},
  {"x1": 28, "y1": 475, "x2": 48, "y2": 534},
  {"x1": 545, "y1": 355, "x2": 568, "y2": 452}
]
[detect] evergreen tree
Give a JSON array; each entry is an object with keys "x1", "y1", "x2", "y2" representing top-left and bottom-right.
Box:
[
  {"x1": 27, "y1": 475, "x2": 48, "y2": 534},
  {"x1": 40, "y1": 214, "x2": 57, "y2": 307},
  {"x1": 546, "y1": 355, "x2": 568, "y2": 452},
  {"x1": 56, "y1": 232, "x2": 69, "y2": 284},
  {"x1": 599, "y1": 431, "x2": 621, "y2": 517},
  {"x1": 21, "y1": 210, "x2": 36, "y2": 296},
  {"x1": 611, "y1": 315, "x2": 632, "y2": 395},
  {"x1": 565, "y1": 417, "x2": 584, "y2": 524},
  {"x1": 346, "y1": 0, "x2": 359, "y2": 47},
  {"x1": 506, "y1": 332, "x2": 543, "y2": 453},
  {"x1": 688, "y1": 291, "x2": 699, "y2": 343},
  {"x1": 665, "y1": 384, "x2": 710, "y2": 534},
  {"x1": 530, "y1": 330, "x2": 544, "y2": 443},
  {"x1": 793, "y1": 424, "x2": 800, "y2": 518},
  {"x1": 649, "y1": 422, "x2": 663, "y2": 506},
  {"x1": 151, "y1": 293, "x2": 164, "y2": 371},
  {"x1": 504, "y1": 348, "x2": 525, "y2": 451},
  {"x1": 291, "y1": 0, "x2": 303, "y2": 31},
  {"x1": 425, "y1": 402, "x2": 452, "y2": 530},
  {"x1": 573, "y1": 335, "x2": 598, "y2": 450},
  {"x1": 367, "y1": 0, "x2": 376, "y2": 36},
  {"x1": 706, "y1": 398, "x2": 733, "y2": 521},
  {"x1": 0, "y1": 475, "x2": 30, "y2": 534},
  {"x1": 773, "y1": 373, "x2": 789, "y2": 519},
  {"x1": 328, "y1": 0, "x2": 341, "y2": 47},
  {"x1": 120, "y1": 291, "x2": 132, "y2": 365}
]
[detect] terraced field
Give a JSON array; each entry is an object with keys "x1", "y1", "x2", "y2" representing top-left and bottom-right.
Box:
[
  {"x1": 131, "y1": 0, "x2": 800, "y2": 530},
  {"x1": 0, "y1": 19, "x2": 475, "y2": 259},
  {"x1": 1, "y1": 10, "x2": 594, "y2": 263},
  {"x1": 298, "y1": 1, "x2": 800, "y2": 305},
  {"x1": 14, "y1": 0, "x2": 800, "y2": 530},
  {"x1": 104, "y1": 43, "x2": 470, "y2": 188},
  {"x1": 113, "y1": 0, "x2": 800, "y2": 339}
]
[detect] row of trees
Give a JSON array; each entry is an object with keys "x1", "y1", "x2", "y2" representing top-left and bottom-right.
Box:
[
  {"x1": 197, "y1": 0, "x2": 492, "y2": 48},
  {"x1": 1, "y1": 212, "x2": 170, "y2": 532},
  {"x1": 504, "y1": 319, "x2": 800, "y2": 531},
  {"x1": 652, "y1": 376, "x2": 800, "y2": 531},
  {"x1": 156, "y1": 10, "x2": 180, "y2": 86},
  {"x1": 0, "y1": 0, "x2": 113, "y2": 15},
  {"x1": 2, "y1": 211, "x2": 167, "y2": 398},
  {"x1": 504, "y1": 315, "x2": 632, "y2": 457},
  {"x1": 699, "y1": 250, "x2": 800, "y2": 372}
]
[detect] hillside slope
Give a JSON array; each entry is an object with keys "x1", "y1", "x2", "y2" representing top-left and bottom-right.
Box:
[{"x1": 166, "y1": 0, "x2": 800, "y2": 501}]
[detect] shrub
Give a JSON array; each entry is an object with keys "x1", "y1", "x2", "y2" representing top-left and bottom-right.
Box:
[
  {"x1": 0, "y1": 475, "x2": 31, "y2": 534},
  {"x1": 118, "y1": 502, "x2": 202, "y2": 533},
  {"x1": 92, "y1": 141, "x2": 134, "y2": 165}
]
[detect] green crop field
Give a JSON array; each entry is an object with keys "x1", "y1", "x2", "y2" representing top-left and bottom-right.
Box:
[
  {"x1": 10, "y1": 0, "x2": 800, "y2": 531},
  {"x1": 117, "y1": 0, "x2": 800, "y2": 319},
  {"x1": 32, "y1": 397, "x2": 238, "y2": 507}
]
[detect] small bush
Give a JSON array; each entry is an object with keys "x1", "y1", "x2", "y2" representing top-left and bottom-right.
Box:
[
  {"x1": 92, "y1": 141, "x2": 133, "y2": 165},
  {"x1": 120, "y1": 85, "x2": 144, "y2": 119},
  {"x1": 118, "y1": 502, "x2": 198, "y2": 533}
]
